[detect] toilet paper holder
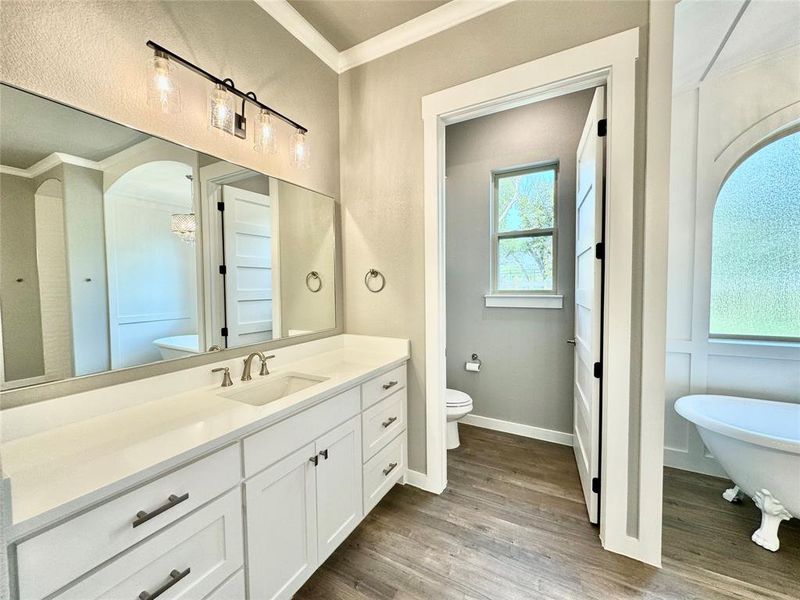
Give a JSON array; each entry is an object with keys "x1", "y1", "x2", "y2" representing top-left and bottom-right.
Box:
[{"x1": 465, "y1": 353, "x2": 481, "y2": 372}]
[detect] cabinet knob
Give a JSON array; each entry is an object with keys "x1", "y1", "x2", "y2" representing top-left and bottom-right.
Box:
[
  {"x1": 319, "y1": 449, "x2": 329, "y2": 460},
  {"x1": 309, "y1": 455, "x2": 319, "y2": 466}
]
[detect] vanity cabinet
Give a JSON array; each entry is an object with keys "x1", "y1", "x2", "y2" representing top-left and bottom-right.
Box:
[
  {"x1": 8, "y1": 362, "x2": 407, "y2": 600},
  {"x1": 245, "y1": 416, "x2": 363, "y2": 600}
]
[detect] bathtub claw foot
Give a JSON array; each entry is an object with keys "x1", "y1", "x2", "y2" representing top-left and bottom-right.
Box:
[
  {"x1": 723, "y1": 485, "x2": 744, "y2": 504},
  {"x1": 752, "y1": 489, "x2": 792, "y2": 552}
]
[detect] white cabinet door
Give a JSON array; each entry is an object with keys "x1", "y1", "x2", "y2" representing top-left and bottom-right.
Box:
[
  {"x1": 315, "y1": 415, "x2": 363, "y2": 563},
  {"x1": 245, "y1": 443, "x2": 318, "y2": 600}
]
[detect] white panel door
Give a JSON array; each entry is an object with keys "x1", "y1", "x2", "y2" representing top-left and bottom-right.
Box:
[
  {"x1": 315, "y1": 416, "x2": 363, "y2": 563},
  {"x1": 245, "y1": 443, "x2": 318, "y2": 600},
  {"x1": 573, "y1": 87, "x2": 605, "y2": 525},
  {"x1": 221, "y1": 185, "x2": 275, "y2": 347}
]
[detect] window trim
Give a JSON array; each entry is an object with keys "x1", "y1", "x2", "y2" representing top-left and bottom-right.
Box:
[{"x1": 490, "y1": 162, "x2": 559, "y2": 295}]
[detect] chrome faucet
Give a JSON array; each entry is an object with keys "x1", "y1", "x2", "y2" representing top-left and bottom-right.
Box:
[{"x1": 242, "y1": 352, "x2": 276, "y2": 381}]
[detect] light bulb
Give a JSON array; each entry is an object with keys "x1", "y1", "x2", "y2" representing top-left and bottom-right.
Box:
[
  {"x1": 146, "y1": 51, "x2": 181, "y2": 114},
  {"x1": 254, "y1": 109, "x2": 277, "y2": 154},
  {"x1": 290, "y1": 130, "x2": 310, "y2": 169},
  {"x1": 208, "y1": 84, "x2": 235, "y2": 134}
]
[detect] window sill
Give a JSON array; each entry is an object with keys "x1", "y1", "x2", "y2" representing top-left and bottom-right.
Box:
[
  {"x1": 708, "y1": 337, "x2": 800, "y2": 349},
  {"x1": 484, "y1": 294, "x2": 563, "y2": 309}
]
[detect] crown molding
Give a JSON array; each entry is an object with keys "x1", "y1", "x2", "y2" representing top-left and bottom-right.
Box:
[
  {"x1": 252, "y1": 0, "x2": 340, "y2": 72},
  {"x1": 338, "y1": 0, "x2": 516, "y2": 72},
  {"x1": 254, "y1": 0, "x2": 515, "y2": 74},
  {"x1": 0, "y1": 152, "x2": 101, "y2": 179}
]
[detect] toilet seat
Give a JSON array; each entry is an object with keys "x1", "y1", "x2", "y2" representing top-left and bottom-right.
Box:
[{"x1": 446, "y1": 388, "x2": 472, "y2": 407}]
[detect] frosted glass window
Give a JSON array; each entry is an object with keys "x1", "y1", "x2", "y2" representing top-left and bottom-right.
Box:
[
  {"x1": 710, "y1": 131, "x2": 800, "y2": 339},
  {"x1": 492, "y1": 165, "x2": 557, "y2": 292}
]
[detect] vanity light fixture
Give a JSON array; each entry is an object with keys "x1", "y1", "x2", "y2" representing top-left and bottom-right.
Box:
[
  {"x1": 290, "y1": 129, "x2": 310, "y2": 170},
  {"x1": 254, "y1": 109, "x2": 277, "y2": 154},
  {"x1": 146, "y1": 50, "x2": 181, "y2": 114},
  {"x1": 146, "y1": 41, "x2": 309, "y2": 165}
]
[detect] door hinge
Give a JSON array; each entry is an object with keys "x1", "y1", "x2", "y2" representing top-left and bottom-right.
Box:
[
  {"x1": 218, "y1": 265, "x2": 227, "y2": 275},
  {"x1": 595, "y1": 241, "x2": 604, "y2": 260},
  {"x1": 221, "y1": 327, "x2": 229, "y2": 337},
  {"x1": 217, "y1": 201, "x2": 225, "y2": 212},
  {"x1": 592, "y1": 477, "x2": 601, "y2": 494},
  {"x1": 593, "y1": 362, "x2": 602, "y2": 379},
  {"x1": 597, "y1": 119, "x2": 607, "y2": 137}
]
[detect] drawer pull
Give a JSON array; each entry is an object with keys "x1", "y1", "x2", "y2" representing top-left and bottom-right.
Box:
[
  {"x1": 381, "y1": 416, "x2": 398, "y2": 428},
  {"x1": 132, "y1": 493, "x2": 189, "y2": 528},
  {"x1": 138, "y1": 567, "x2": 191, "y2": 600},
  {"x1": 382, "y1": 380, "x2": 398, "y2": 390},
  {"x1": 383, "y1": 462, "x2": 398, "y2": 476}
]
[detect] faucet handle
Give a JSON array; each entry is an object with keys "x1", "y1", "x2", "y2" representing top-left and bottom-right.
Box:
[
  {"x1": 259, "y1": 354, "x2": 275, "y2": 376},
  {"x1": 212, "y1": 367, "x2": 233, "y2": 387}
]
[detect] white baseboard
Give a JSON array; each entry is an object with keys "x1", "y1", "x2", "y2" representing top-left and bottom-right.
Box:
[
  {"x1": 461, "y1": 414, "x2": 573, "y2": 446},
  {"x1": 664, "y1": 448, "x2": 727, "y2": 478},
  {"x1": 403, "y1": 469, "x2": 445, "y2": 494}
]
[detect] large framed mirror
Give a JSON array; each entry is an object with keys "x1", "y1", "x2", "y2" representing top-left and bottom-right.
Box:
[{"x1": 0, "y1": 83, "x2": 338, "y2": 396}]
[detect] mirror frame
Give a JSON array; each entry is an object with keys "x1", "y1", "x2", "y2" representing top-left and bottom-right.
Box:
[{"x1": 0, "y1": 82, "x2": 344, "y2": 409}]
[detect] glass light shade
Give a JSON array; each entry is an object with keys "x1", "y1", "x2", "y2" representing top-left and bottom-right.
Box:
[
  {"x1": 290, "y1": 130, "x2": 310, "y2": 169},
  {"x1": 208, "y1": 84, "x2": 235, "y2": 134},
  {"x1": 254, "y1": 109, "x2": 277, "y2": 154},
  {"x1": 170, "y1": 213, "x2": 196, "y2": 244},
  {"x1": 146, "y1": 53, "x2": 181, "y2": 114}
]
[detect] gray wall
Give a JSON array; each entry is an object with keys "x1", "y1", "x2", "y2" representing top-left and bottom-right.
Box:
[
  {"x1": 339, "y1": 1, "x2": 649, "y2": 471},
  {"x1": 0, "y1": 172, "x2": 45, "y2": 381},
  {"x1": 445, "y1": 90, "x2": 594, "y2": 434}
]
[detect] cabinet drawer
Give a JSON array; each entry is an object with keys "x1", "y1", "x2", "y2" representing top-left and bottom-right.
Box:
[
  {"x1": 363, "y1": 432, "x2": 406, "y2": 513},
  {"x1": 361, "y1": 365, "x2": 406, "y2": 409},
  {"x1": 362, "y1": 388, "x2": 406, "y2": 462},
  {"x1": 54, "y1": 488, "x2": 244, "y2": 600},
  {"x1": 243, "y1": 387, "x2": 359, "y2": 477},
  {"x1": 17, "y1": 445, "x2": 241, "y2": 600},
  {"x1": 203, "y1": 570, "x2": 245, "y2": 600}
]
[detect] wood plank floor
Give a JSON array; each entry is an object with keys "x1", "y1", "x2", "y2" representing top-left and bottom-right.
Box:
[{"x1": 296, "y1": 425, "x2": 799, "y2": 599}]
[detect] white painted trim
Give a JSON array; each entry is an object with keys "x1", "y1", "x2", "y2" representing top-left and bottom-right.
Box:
[
  {"x1": 254, "y1": 0, "x2": 515, "y2": 74},
  {"x1": 0, "y1": 152, "x2": 101, "y2": 179},
  {"x1": 423, "y1": 28, "x2": 646, "y2": 562},
  {"x1": 484, "y1": 294, "x2": 563, "y2": 309},
  {"x1": 403, "y1": 469, "x2": 440, "y2": 493},
  {"x1": 664, "y1": 448, "x2": 726, "y2": 478},
  {"x1": 461, "y1": 414, "x2": 573, "y2": 446},
  {"x1": 338, "y1": 0, "x2": 516, "y2": 72},
  {"x1": 252, "y1": 0, "x2": 340, "y2": 72}
]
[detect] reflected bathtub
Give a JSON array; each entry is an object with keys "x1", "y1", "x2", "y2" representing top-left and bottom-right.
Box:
[
  {"x1": 152, "y1": 334, "x2": 200, "y2": 360},
  {"x1": 675, "y1": 394, "x2": 800, "y2": 552}
]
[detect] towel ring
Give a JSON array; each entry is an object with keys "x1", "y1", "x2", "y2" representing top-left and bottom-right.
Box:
[
  {"x1": 305, "y1": 271, "x2": 322, "y2": 293},
  {"x1": 364, "y1": 268, "x2": 386, "y2": 293}
]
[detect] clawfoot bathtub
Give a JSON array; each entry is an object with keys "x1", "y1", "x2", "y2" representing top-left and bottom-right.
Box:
[{"x1": 675, "y1": 394, "x2": 800, "y2": 552}]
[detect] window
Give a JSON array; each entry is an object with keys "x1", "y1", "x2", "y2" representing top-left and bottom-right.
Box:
[
  {"x1": 710, "y1": 130, "x2": 800, "y2": 340},
  {"x1": 492, "y1": 164, "x2": 557, "y2": 293}
]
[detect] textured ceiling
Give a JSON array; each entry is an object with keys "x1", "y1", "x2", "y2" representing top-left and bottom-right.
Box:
[
  {"x1": 288, "y1": 0, "x2": 449, "y2": 51},
  {"x1": 0, "y1": 84, "x2": 147, "y2": 169}
]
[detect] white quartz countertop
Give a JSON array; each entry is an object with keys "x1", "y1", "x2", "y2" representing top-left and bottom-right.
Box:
[{"x1": 0, "y1": 335, "x2": 409, "y2": 537}]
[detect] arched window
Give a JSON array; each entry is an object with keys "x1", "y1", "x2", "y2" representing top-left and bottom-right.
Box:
[{"x1": 710, "y1": 130, "x2": 800, "y2": 340}]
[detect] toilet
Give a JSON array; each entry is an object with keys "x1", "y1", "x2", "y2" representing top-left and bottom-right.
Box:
[{"x1": 446, "y1": 388, "x2": 474, "y2": 449}]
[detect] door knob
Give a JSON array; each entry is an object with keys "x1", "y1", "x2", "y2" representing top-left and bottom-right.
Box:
[{"x1": 566, "y1": 338, "x2": 576, "y2": 345}]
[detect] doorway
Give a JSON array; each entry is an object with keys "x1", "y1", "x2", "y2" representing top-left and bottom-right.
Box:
[
  {"x1": 422, "y1": 28, "x2": 649, "y2": 561},
  {"x1": 443, "y1": 87, "x2": 606, "y2": 525}
]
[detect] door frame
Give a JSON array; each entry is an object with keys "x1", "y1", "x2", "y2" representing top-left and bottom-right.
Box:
[{"x1": 421, "y1": 28, "x2": 662, "y2": 564}]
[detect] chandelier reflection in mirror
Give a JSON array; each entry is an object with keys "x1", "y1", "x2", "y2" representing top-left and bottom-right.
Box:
[
  {"x1": 170, "y1": 174, "x2": 196, "y2": 244},
  {"x1": 145, "y1": 41, "x2": 310, "y2": 168}
]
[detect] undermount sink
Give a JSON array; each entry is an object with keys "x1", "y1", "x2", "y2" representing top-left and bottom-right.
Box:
[{"x1": 219, "y1": 372, "x2": 329, "y2": 406}]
